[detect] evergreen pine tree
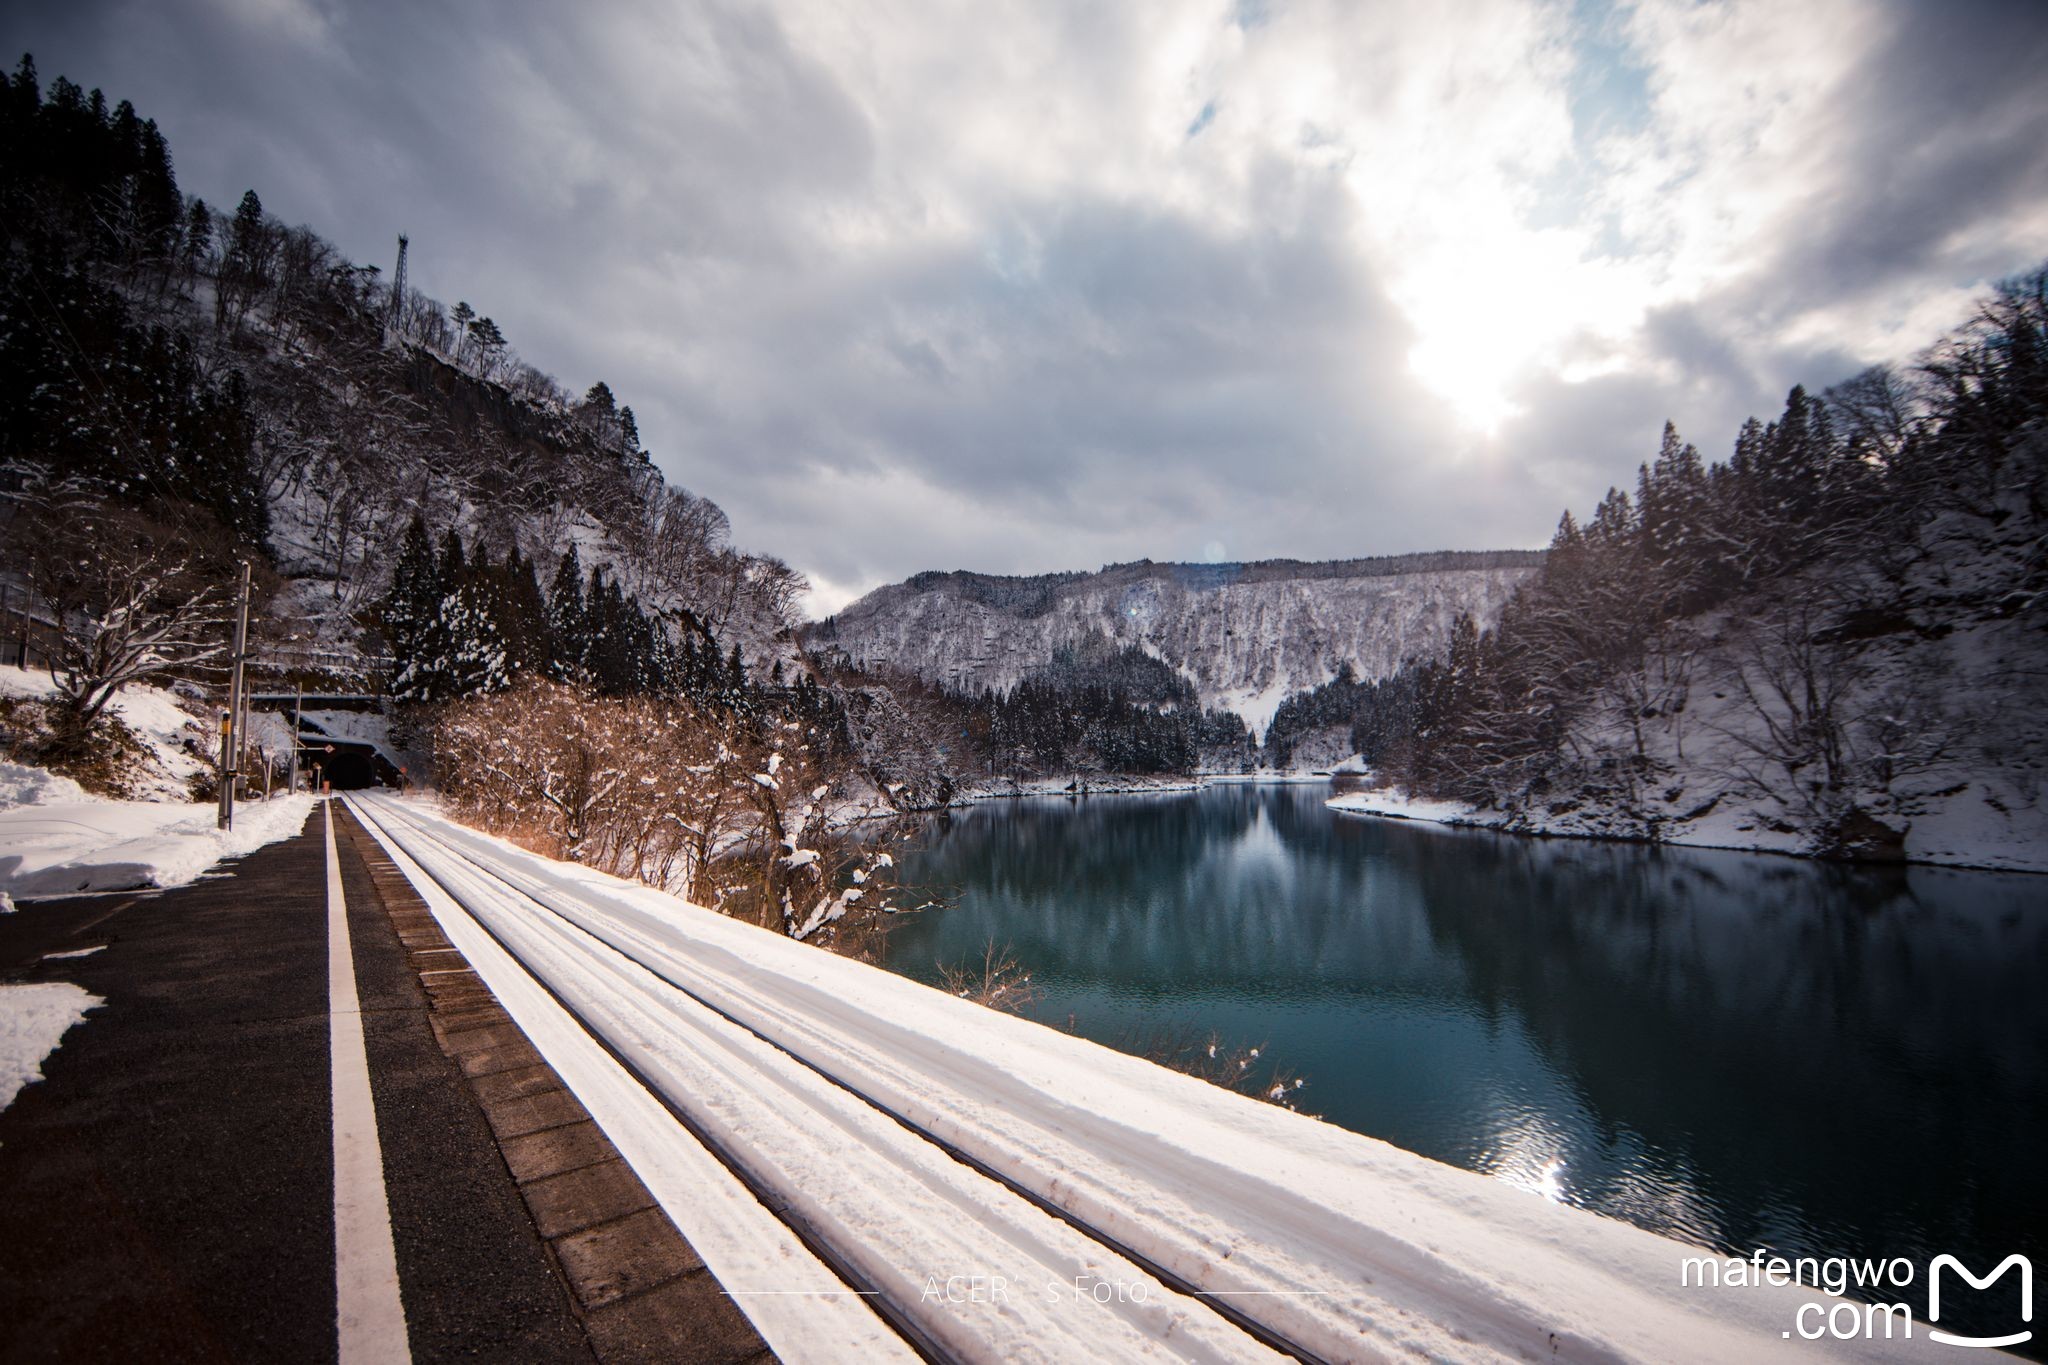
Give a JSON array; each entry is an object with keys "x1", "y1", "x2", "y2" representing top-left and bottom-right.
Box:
[
  {"x1": 497, "y1": 548, "x2": 550, "y2": 679},
  {"x1": 725, "y1": 644, "x2": 748, "y2": 710},
  {"x1": 382, "y1": 513, "x2": 440, "y2": 676},
  {"x1": 134, "y1": 118, "x2": 179, "y2": 250},
  {"x1": 438, "y1": 580, "x2": 510, "y2": 698},
  {"x1": 181, "y1": 198, "x2": 211, "y2": 279},
  {"x1": 216, "y1": 187, "x2": 265, "y2": 329},
  {"x1": 585, "y1": 565, "x2": 618, "y2": 689},
  {"x1": 438, "y1": 527, "x2": 467, "y2": 590},
  {"x1": 545, "y1": 546, "x2": 587, "y2": 681}
]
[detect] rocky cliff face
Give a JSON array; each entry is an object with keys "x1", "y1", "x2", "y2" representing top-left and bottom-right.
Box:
[{"x1": 807, "y1": 552, "x2": 1540, "y2": 737}]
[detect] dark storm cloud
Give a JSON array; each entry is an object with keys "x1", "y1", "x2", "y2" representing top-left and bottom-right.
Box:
[
  {"x1": 1507, "y1": 305, "x2": 1871, "y2": 514},
  {"x1": 5, "y1": 0, "x2": 2045, "y2": 613},
  {"x1": 1714, "y1": 0, "x2": 2048, "y2": 325}
]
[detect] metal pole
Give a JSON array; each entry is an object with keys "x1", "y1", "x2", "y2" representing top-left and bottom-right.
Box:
[
  {"x1": 290, "y1": 684, "x2": 303, "y2": 794},
  {"x1": 235, "y1": 681, "x2": 250, "y2": 795},
  {"x1": 217, "y1": 561, "x2": 251, "y2": 829},
  {"x1": 215, "y1": 709, "x2": 232, "y2": 827},
  {"x1": 3, "y1": 582, "x2": 25, "y2": 669},
  {"x1": 231, "y1": 563, "x2": 251, "y2": 801}
]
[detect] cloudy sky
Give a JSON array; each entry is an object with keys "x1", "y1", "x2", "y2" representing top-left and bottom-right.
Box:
[{"x1": 8, "y1": 0, "x2": 2047, "y2": 614}]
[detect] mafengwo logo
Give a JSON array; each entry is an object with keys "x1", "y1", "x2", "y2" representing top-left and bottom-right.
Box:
[{"x1": 1927, "y1": 1254, "x2": 2032, "y2": 1350}]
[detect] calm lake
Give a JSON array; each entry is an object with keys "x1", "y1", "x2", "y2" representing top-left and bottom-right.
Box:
[{"x1": 883, "y1": 783, "x2": 2046, "y2": 1323}]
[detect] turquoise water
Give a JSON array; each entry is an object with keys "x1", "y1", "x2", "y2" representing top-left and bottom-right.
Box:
[{"x1": 883, "y1": 784, "x2": 2047, "y2": 1334}]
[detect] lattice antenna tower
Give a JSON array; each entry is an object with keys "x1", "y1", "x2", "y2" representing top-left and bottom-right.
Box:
[{"x1": 387, "y1": 233, "x2": 409, "y2": 336}]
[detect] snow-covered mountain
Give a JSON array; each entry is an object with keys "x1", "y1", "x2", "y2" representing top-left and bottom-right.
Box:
[{"x1": 807, "y1": 552, "x2": 1540, "y2": 737}]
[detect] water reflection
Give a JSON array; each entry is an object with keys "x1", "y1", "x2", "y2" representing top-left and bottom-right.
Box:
[{"x1": 886, "y1": 786, "x2": 2048, "y2": 1303}]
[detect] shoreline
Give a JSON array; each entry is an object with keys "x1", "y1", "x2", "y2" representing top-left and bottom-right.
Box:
[
  {"x1": 1324, "y1": 789, "x2": 2048, "y2": 877},
  {"x1": 946, "y1": 770, "x2": 1336, "y2": 807}
]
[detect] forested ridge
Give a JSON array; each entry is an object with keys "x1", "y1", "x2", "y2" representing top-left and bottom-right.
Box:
[
  {"x1": 0, "y1": 57, "x2": 922, "y2": 947},
  {"x1": 0, "y1": 55, "x2": 808, "y2": 665},
  {"x1": 1307, "y1": 270, "x2": 2048, "y2": 862}
]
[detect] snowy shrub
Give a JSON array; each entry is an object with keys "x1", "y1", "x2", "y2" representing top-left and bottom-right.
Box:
[
  {"x1": 937, "y1": 941, "x2": 1042, "y2": 1014},
  {"x1": 433, "y1": 679, "x2": 917, "y2": 957},
  {"x1": 434, "y1": 678, "x2": 752, "y2": 898},
  {"x1": 1127, "y1": 1022, "x2": 1309, "y2": 1112}
]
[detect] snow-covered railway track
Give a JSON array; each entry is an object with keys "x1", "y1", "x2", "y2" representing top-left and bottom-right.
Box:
[
  {"x1": 345, "y1": 793, "x2": 1943, "y2": 1365},
  {"x1": 344, "y1": 793, "x2": 1291, "y2": 1365}
]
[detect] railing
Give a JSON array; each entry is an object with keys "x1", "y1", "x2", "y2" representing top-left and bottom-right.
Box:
[{"x1": 251, "y1": 647, "x2": 395, "y2": 676}]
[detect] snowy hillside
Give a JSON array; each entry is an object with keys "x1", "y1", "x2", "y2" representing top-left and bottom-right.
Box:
[
  {"x1": 1333, "y1": 271, "x2": 2048, "y2": 872},
  {"x1": 809, "y1": 553, "x2": 1538, "y2": 738},
  {"x1": 0, "y1": 66, "x2": 808, "y2": 699},
  {"x1": 0, "y1": 669, "x2": 314, "y2": 902},
  {"x1": 1333, "y1": 499, "x2": 2048, "y2": 872}
]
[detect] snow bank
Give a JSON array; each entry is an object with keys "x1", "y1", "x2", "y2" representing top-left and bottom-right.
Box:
[
  {"x1": 0, "y1": 760, "x2": 94, "y2": 809},
  {"x1": 0, "y1": 665, "x2": 53, "y2": 702},
  {"x1": 0, "y1": 794, "x2": 315, "y2": 901},
  {"x1": 1205, "y1": 769, "x2": 1341, "y2": 785},
  {"x1": 0, "y1": 982, "x2": 100, "y2": 1113},
  {"x1": 1327, "y1": 781, "x2": 2048, "y2": 873},
  {"x1": 1327, "y1": 782, "x2": 1821, "y2": 859},
  {"x1": 1326, "y1": 786, "x2": 1501, "y2": 828},
  {"x1": 958, "y1": 773, "x2": 1205, "y2": 802},
  {"x1": 1, "y1": 666, "x2": 212, "y2": 801},
  {"x1": 958, "y1": 772, "x2": 1334, "y2": 805}
]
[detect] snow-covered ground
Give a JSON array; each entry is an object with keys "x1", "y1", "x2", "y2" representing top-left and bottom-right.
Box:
[
  {"x1": 350, "y1": 791, "x2": 1945, "y2": 1363},
  {"x1": 1205, "y1": 769, "x2": 1345, "y2": 784},
  {"x1": 0, "y1": 791, "x2": 315, "y2": 901},
  {"x1": 1325, "y1": 785, "x2": 1492, "y2": 830},
  {"x1": 0, "y1": 983, "x2": 100, "y2": 1115},
  {"x1": 954, "y1": 771, "x2": 1335, "y2": 805},
  {"x1": 1, "y1": 666, "x2": 317, "y2": 901},
  {"x1": 957, "y1": 773, "x2": 1207, "y2": 802},
  {"x1": 1328, "y1": 774, "x2": 2048, "y2": 873},
  {"x1": 1326, "y1": 781, "x2": 1872, "y2": 861},
  {"x1": 1, "y1": 666, "x2": 214, "y2": 802}
]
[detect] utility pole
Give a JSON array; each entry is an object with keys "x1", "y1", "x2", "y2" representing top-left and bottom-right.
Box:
[
  {"x1": 235, "y1": 675, "x2": 250, "y2": 795},
  {"x1": 289, "y1": 684, "x2": 303, "y2": 794},
  {"x1": 217, "y1": 561, "x2": 251, "y2": 830},
  {"x1": 215, "y1": 708, "x2": 232, "y2": 827}
]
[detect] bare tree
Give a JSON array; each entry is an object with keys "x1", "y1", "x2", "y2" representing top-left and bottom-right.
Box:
[
  {"x1": 938, "y1": 942, "x2": 1043, "y2": 1013},
  {"x1": 1710, "y1": 596, "x2": 1866, "y2": 817},
  {"x1": 1823, "y1": 364, "x2": 1922, "y2": 467},
  {"x1": 6, "y1": 485, "x2": 236, "y2": 756}
]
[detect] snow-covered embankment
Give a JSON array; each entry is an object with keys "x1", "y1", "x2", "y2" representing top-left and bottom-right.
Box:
[{"x1": 349, "y1": 792, "x2": 1941, "y2": 1363}]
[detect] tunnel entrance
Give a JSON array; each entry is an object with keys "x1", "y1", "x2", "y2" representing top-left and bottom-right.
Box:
[{"x1": 299, "y1": 741, "x2": 398, "y2": 790}]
